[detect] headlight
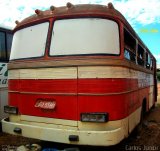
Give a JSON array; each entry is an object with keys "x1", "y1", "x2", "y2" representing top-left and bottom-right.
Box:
[
  {"x1": 4, "y1": 105, "x2": 18, "y2": 114},
  {"x1": 81, "y1": 113, "x2": 109, "y2": 123}
]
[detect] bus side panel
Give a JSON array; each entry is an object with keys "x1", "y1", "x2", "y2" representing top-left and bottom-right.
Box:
[
  {"x1": 0, "y1": 63, "x2": 8, "y2": 120},
  {"x1": 0, "y1": 89, "x2": 8, "y2": 119}
]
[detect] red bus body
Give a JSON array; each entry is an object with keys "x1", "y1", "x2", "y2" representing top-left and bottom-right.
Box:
[{"x1": 2, "y1": 3, "x2": 157, "y2": 146}]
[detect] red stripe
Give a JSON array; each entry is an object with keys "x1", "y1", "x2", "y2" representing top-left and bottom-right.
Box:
[
  {"x1": 78, "y1": 78, "x2": 138, "y2": 93},
  {"x1": 8, "y1": 79, "x2": 150, "y2": 121},
  {"x1": 9, "y1": 79, "x2": 77, "y2": 93},
  {"x1": 9, "y1": 78, "x2": 138, "y2": 93}
]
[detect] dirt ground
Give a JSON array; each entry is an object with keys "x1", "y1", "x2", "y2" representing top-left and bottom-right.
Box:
[{"x1": 0, "y1": 96, "x2": 160, "y2": 151}]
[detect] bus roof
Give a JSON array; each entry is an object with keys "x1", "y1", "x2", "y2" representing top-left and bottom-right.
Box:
[
  {"x1": 14, "y1": 2, "x2": 155, "y2": 60},
  {"x1": 15, "y1": 3, "x2": 127, "y2": 28}
]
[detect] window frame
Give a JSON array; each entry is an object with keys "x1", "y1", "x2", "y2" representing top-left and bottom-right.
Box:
[
  {"x1": 137, "y1": 44, "x2": 145, "y2": 66},
  {"x1": 124, "y1": 28, "x2": 136, "y2": 63}
]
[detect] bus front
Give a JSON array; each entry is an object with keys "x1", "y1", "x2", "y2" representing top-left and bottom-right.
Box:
[{"x1": 2, "y1": 3, "x2": 130, "y2": 146}]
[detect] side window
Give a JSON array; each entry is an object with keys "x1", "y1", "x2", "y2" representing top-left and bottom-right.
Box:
[
  {"x1": 6, "y1": 33, "x2": 13, "y2": 59},
  {"x1": 137, "y1": 44, "x2": 144, "y2": 66},
  {"x1": 0, "y1": 31, "x2": 6, "y2": 61},
  {"x1": 124, "y1": 28, "x2": 136, "y2": 62},
  {"x1": 150, "y1": 58, "x2": 153, "y2": 70},
  {"x1": 124, "y1": 49, "x2": 130, "y2": 60},
  {"x1": 146, "y1": 52, "x2": 151, "y2": 69}
]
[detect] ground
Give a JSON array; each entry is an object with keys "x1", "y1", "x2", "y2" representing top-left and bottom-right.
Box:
[{"x1": 0, "y1": 94, "x2": 160, "y2": 150}]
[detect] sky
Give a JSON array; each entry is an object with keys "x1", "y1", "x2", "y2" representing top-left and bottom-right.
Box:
[{"x1": 0, "y1": 0, "x2": 160, "y2": 65}]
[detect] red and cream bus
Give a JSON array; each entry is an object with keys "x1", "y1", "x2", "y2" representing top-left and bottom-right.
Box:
[
  {"x1": 0, "y1": 27, "x2": 12, "y2": 121},
  {"x1": 2, "y1": 3, "x2": 157, "y2": 146}
]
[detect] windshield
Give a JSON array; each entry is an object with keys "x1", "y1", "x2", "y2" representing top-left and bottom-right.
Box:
[
  {"x1": 10, "y1": 22, "x2": 49, "y2": 60},
  {"x1": 50, "y1": 18, "x2": 120, "y2": 56}
]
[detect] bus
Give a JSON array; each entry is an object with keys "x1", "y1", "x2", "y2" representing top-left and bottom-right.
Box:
[
  {"x1": 2, "y1": 3, "x2": 157, "y2": 146},
  {"x1": 0, "y1": 27, "x2": 12, "y2": 121}
]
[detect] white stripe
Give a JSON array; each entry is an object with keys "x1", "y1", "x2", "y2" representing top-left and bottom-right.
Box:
[
  {"x1": 9, "y1": 67, "x2": 77, "y2": 79},
  {"x1": 9, "y1": 66, "x2": 154, "y2": 83},
  {"x1": 78, "y1": 66, "x2": 131, "y2": 78}
]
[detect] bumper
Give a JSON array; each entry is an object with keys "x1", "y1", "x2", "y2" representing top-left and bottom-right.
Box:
[{"x1": 2, "y1": 118, "x2": 125, "y2": 146}]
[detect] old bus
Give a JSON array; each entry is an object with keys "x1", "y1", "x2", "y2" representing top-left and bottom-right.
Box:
[
  {"x1": 0, "y1": 27, "x2": 12, "y2": 121},
  {"x1": 2, "y1": 3, "x2": 157, "y2": 146}
]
